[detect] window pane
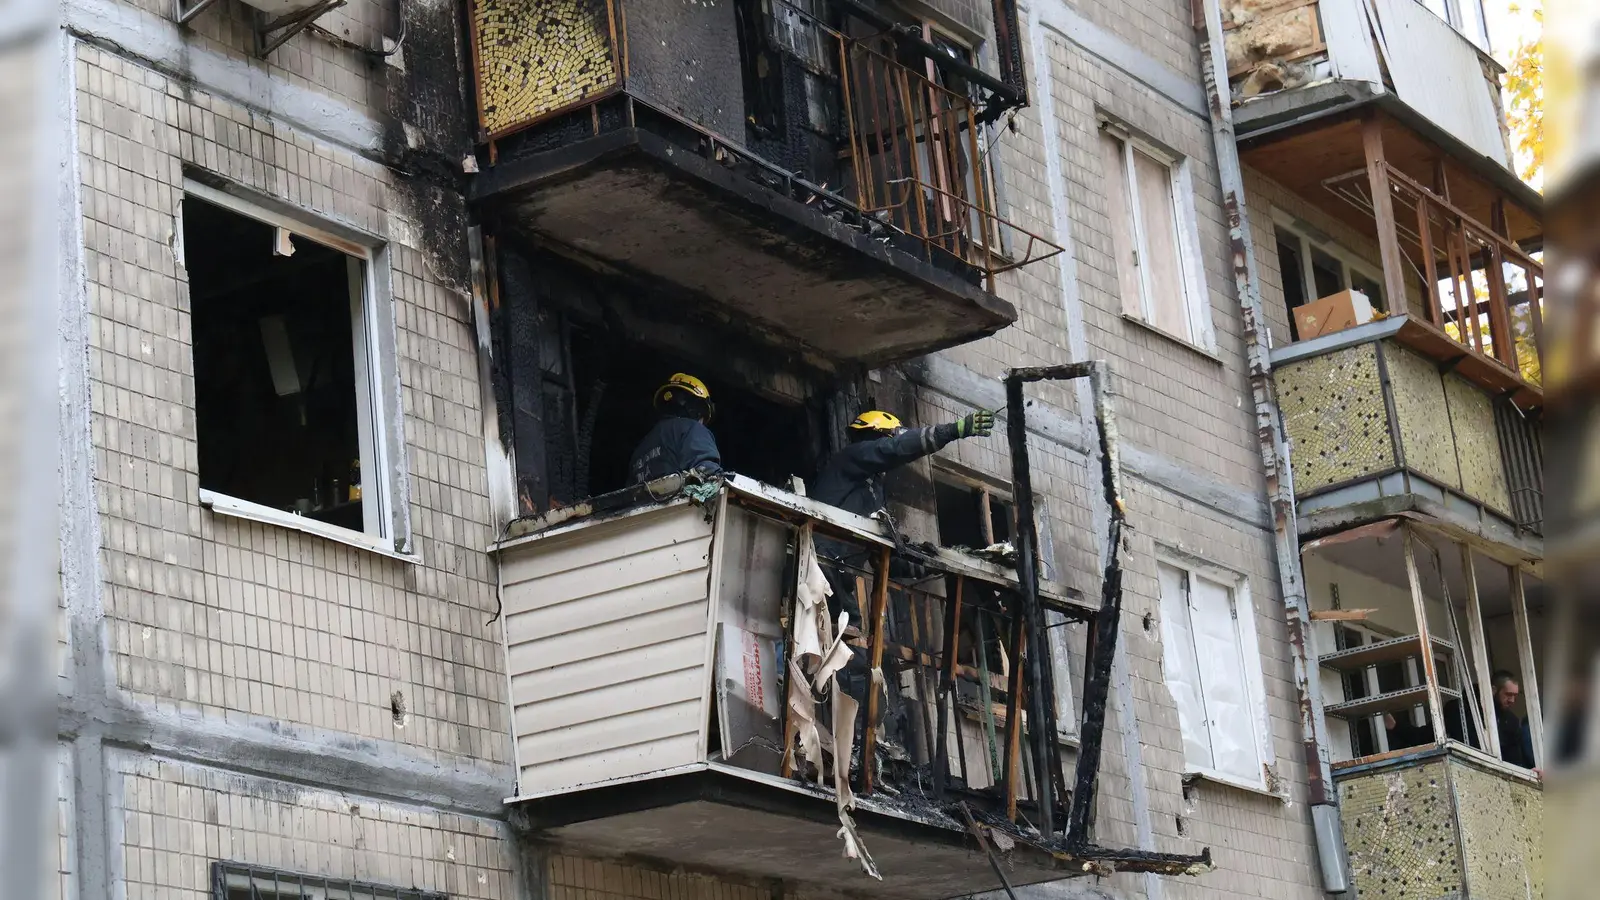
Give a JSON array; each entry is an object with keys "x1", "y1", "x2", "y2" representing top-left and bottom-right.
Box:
[
  {"x1": 1276, "y1": 234, "x2": 1308, "y2": 311},
  {"x1": 1190, "y1": 575, "x2": 1259, "y2": 783},
  {"x1": 1158, "y1": 563, "x2": 1213, "y2": 770},
  {"x1": 1350, "y1": 270, "x2": 1384, "y2": 311},
  {"x1": 1310, "y1": 246, "x2": 1345, "y2": 300},
  {"x1": 1100, "y1": 134, "x2": 1144, "y2": 319},
  {"x1": 1132, "y1": 149, "x2": 1189, "y2": 339}
]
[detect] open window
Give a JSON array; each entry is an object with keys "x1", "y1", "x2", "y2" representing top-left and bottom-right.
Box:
[
  {"x1": 182, "y1": 183, "x2": 401, "y2": 553},
  {"x1": 934, "y1": 471, "x2": 1015, "y2": 548}
]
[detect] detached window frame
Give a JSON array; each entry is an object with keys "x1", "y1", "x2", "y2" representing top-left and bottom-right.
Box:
[
  {"x1": 213, "y1": 861, "x2": 446, "y2": 899},
  {"x1": 182, "y1": 180, "x2": 412, "y2": 559},
  {"x1": 1100, "y1": 119, "x2": 1215, "y2": 353},
  {"x1": 1156, "y1": 555, "x2": 1273, "y2": 792}
]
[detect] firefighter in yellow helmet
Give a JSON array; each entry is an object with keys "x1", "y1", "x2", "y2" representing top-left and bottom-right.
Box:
[
  {"x1": 812, "y1": 408, "x2": 995, "y2": 519},
  {"x1": 629, "y1": 373, "x2": 723, "y2": 485}
]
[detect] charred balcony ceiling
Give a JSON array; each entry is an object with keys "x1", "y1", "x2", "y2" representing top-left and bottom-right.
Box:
[{"x1": 464, "y1": 0, "x2": 1055, "y2": 370}]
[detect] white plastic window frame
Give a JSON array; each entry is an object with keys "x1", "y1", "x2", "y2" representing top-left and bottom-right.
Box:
[
  {"x1": 1102, "y1": 121, "x2": 1216, "y2": 354},
  {"x1": 1272, "y1": 211, "x2": 1387, "y2": 311},
  {"x1": 1156, "y1": 553, "x2": 1274, "y2": 794},
  {"x1": 182, "y1": 179, "x2": 414, "y2": 561}
]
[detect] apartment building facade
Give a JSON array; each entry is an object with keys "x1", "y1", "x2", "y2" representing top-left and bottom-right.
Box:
[{"x1": 53, "y1": 0, "x2": 1540, "y2": 899}]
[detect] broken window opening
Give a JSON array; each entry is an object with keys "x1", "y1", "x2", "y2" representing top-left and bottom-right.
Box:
[
  {"x1": 491, "y1": 246, "x2": 827, "y2": 515},
  {"x1": 934, "y1": 474, "x2": 1015, "y2": 549},
  {"x1": 183, "y1": 187, "x2": 390, "y2": 543}
]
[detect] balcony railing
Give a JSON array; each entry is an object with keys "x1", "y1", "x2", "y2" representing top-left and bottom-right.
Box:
[{"x1": 1324, "y1": 162, "x2": 1545, "y2": 386}]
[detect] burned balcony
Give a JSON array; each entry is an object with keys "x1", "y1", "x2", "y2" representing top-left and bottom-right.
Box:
[
  {"x1": 490, "y1": 369, "x2": 1212, "y2": 897},
  {"x1": 463, "y1": 0, "x2": 1060, "y2": 369}
]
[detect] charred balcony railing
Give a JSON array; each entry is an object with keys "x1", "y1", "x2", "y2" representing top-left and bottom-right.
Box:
[
  {"x1": 490, "y1": 365, "x2": 1212, "y2": 894},
  {"x1": 836, "y1": 34, "x2": 1063, "y2": 290},
  {"x1": 465, "y1": 0, "x2": 1061, "y2": 295}
]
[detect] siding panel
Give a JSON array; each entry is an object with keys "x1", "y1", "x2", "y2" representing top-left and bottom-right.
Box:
[{"x1": 501, "y1": 503, "x2": 714, "y2": 795}]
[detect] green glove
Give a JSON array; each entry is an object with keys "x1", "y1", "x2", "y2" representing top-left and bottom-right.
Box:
[{"x1": 956, "y1": 409, "x2": 996, "y2": 438}]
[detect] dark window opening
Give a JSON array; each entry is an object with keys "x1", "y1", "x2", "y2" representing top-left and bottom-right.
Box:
[
  {"x1": 1275, "y1": 230, "x2": 1307, "y2": 341},
  {"x1": 1310, "y1": 246, "x2": 1345, "y2": 300},
  {"x1": 934, "y1": 478, "x2": 1014, "y2": 549},
  {"x1": 1350, "y1": 269, "x2": 1385, "y2": 312},
  {"x1": 517, "y1": 320, "x2": 823, "y2": 511},
  {"x1": 184, "y1": 194, "x2": 377, "y2": 536}
]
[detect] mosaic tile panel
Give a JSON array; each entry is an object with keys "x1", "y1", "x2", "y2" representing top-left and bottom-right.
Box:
[
  {"x1": 1451, "y1": 758, "x2": 1543, "y2": 899},
  {"x1": 1275, "y1": 344, "x2": 1394, "y2": 494},
  {"x1": 472, "y1": 0, "x2": 618, "y2": 136},
  {"x1": 1385, "y1": 341, "x2": 1463, "y2": 491},
  {"x1": 1444, "y1": 374, "x2": 1513, "y2": 515},
  {"x1": 1337, "y1": 759, "x2": 1465, "y2": 899}
]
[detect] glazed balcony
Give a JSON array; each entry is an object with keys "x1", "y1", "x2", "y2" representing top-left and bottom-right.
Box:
[
  {"x1": 1225, "y1": 0, "x2": 1513, "y2": 177},
  {"x1": 463, "y1": 0, "x2": 1060, "y2": 369}
]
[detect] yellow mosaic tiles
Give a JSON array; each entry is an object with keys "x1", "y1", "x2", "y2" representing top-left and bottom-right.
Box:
[
  {"x1": 1386, "y1": 342, "x2": 1462, "y2": 491},
  {"x1": 1276, "y1": 344, "x2": 1394, "y2": 494},
  {"x1": 473, "y1": 0, "x2": 618, "y2": 136},
  {"x1": 1444, "y1": 373, "x2": 1513, "y2": 515},
  {"x1": 1452, "y1": 758, "x2": 1543, "y2": 899},
  {"x1": 1338, "y1": 759, "x2": 1464, "y2": 899}
]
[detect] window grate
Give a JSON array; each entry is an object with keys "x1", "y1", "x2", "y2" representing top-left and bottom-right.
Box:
[{"x1": 212, "y1": 862, "x2": 447, "y2": 900}]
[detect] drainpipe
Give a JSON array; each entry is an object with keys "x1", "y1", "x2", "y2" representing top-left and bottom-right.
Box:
[{"x1": 1195, "y1": 1, "x2": 1350, "y2": 893}]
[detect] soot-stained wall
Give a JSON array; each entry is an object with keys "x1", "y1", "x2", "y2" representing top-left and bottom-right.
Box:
[{"x1": 623, "y1": 0, "x2": 745, "y2": 138}]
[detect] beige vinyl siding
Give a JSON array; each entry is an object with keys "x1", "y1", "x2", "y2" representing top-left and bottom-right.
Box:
[{"x1": 501, "y1": 502, "x2": 715, "y2": 796}]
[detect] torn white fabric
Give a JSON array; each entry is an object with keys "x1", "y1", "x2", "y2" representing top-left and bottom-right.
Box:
[
  {"x1": 785, "y1": 528, "x2": 879, "y2": 878},
  {"x1": 787, "y1": 658, "x2": 825, "y2": 786},
  {"x1": 832, "y1": 680, "x2": 881, "y2": 879}
]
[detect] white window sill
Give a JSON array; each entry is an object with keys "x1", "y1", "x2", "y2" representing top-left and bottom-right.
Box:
[
  {"x1": 1183, "y1": 767, "x2": 1283, "y2": 801},
  {"x1": 200, "y1": 489, "x2": 419, "y2": 564},
  {"x1": 1122, "y1": 314, "x2": 1223, "y2": 364}
]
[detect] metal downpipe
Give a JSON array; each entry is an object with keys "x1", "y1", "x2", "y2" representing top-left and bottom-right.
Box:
[{"x1": 1195, "y1": 0, "x2": 1350, "y2": 892}]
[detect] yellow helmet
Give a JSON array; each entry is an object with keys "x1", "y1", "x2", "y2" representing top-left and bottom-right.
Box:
[
  {"x1": 849, "y1": 410, "x2": 903, "y2": 435},
  {"x1": 655, "y1": 373, "x2": 714, "y2": 420}
]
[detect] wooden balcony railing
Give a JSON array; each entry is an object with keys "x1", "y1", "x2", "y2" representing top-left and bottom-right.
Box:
[{"x1": 1323, "y1": 119, "x2": 1544, "y2": 391}]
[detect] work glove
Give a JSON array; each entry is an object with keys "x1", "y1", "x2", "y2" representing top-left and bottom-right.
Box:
[{"x1": 955, "y1": 409, "x2": 996, "y2": 438}]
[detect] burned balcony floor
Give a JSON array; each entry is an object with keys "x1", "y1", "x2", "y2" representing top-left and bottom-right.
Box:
[
  {"x1": 491, "y1": 475, "x2": 1204, "y2": 897},
  {"x1": 471, "y1": 120, "x2": 1018, "y2": 369}
]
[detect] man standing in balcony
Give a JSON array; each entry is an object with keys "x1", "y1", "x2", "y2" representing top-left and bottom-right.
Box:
[
  {"x1": 812, "y1": 408, "x2": 995, "y2": 619},
  {"x1": 629, "y1": 373, "x2": 723, "y2": 485},
  {"x1": 1493, "y1": 670, "x2": 1537, "y2": 769}
]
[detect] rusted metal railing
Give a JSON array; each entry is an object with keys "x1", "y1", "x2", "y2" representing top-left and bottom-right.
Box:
[{"x1": 836, "y1": 32, "x2": 1062, "y2": 291}]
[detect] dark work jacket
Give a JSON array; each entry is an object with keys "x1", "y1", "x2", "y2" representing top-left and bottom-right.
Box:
[
  {"x1": 1497, "y1": 707, "x2": 1534, "y2": 768},
  {"x1": 629, "y1": 416, "x2": 722, "y2": 485},
  {"x1": 813, "y1": 424, "x2": 960, "y2": 519}
]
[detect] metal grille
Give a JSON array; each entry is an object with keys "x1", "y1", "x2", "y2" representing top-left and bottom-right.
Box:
[
  {"x1": 212, "y1": 862, "x2": 447, "y2": 900},
  {"x1": 1494, "y1": 398, "x2": 1543, "y2": 532}
]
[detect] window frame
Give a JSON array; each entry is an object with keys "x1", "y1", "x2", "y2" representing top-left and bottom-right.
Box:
[
  {"x1": 212, "y1": 861, "x2": 447, "y2": 900},
  {"x1": 1272, "y1": 211, "x2": 1387, "y2": 313},
  {"x1": 1156, "y1": 553, "x2": 1274, "y2": 793},
  {"x1": 182, "y1": 179, "x2": 413, "y2": 560},
  {"x1": 931, "y1": 464, "x2": 1079, "y2": 740},
  {"x1": 1100, "y1": 120, "x2": 1216, "y2": 354}
]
